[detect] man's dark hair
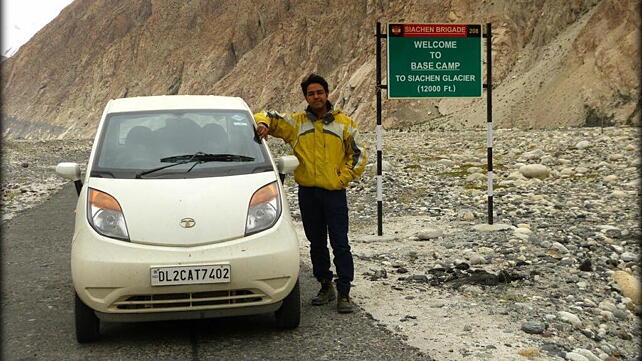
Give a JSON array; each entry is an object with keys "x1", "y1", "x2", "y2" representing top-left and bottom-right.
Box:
[{"x1": 301, "y1": 73, "x2": 329, "y2": 95}]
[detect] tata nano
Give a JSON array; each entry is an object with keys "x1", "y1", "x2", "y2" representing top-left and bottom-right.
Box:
[{"x1": 56, "y1": 95, "x2": 301, "y2": 342}]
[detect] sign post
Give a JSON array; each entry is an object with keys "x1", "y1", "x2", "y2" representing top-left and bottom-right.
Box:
[
  {"x1": 375, "y1": 22, "x2": 386, "y2": 236},
  {"x1": 375, "y1": 22, "x2": 494, "y2": 234},
  {"x1": 484, "y1": 23, "x2": 494, "y2": 224}
]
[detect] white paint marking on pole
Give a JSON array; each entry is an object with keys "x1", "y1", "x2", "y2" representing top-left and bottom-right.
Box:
[
  {"x1": 376, "y1": 175, "x2": 383, "y2": 201},
  {"x1": 486, "y1": 122, "x2": 493, "y2": 148},
  {"x1": 487, "y1": 171, "x2": 493, "y2": 197},
  {"x1": 376, "y1": 125, "x2": 383, "y2": 151}
]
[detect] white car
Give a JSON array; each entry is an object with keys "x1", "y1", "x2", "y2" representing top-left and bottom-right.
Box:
[{"x1": 56, "y1": 95, "x2": 301, "y2": 342}]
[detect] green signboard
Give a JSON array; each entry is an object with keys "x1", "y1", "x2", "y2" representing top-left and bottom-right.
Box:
[{"x1": 387, "y1": 23, "x2": 482, "y2": 98}]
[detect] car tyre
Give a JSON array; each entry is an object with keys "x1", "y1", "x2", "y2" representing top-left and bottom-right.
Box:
[
  {"x1": 75, "y1": 292, "x2": 100, "y2": 343},
  {"x1": 274, "y1": 279, "x2": 300, "y2": 330}
]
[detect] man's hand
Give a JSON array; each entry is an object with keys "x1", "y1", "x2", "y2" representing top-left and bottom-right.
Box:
[{"x1": 256, "y1": 123, "x2": 269, "y2": 140}]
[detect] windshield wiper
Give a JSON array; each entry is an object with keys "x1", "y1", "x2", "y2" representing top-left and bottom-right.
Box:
[
  {"x1": 135, "y1": 152, "x2": 255, "y2": 178},
  {"x1": 160, "y1": 153, "x2": 254, "y2": 163}
]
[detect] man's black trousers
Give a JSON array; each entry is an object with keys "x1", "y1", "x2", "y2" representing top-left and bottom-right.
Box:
[{"x1": 298, "y1": 186, "x2": 353, "y2": 296}]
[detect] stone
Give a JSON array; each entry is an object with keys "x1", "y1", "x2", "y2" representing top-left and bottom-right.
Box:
[
  {"x1": 612, "y1": 309, "x2": 628, "y2": 320},
  {"x1": 407, "y1": 274, "x2": 428, "y2": 283},
  {"x1": 514, "y1": 227, "x2": 533, "y2": 235},
  {"x1": 575, "y1": 140, "x2": 591, "y2": 149},
  {"x1": 598, "y1": 301, "x2": 617, "y2": 313},
  {"x1": 464, "y1": 173, "x2": 486, "y2": 183},
  {"x1": 459, "y1": 210, "x2": 475, "y2": 221},
  {"x1": 578, "y1": 259, "x2": 593, "y2": 272},
  {"x1": 565, "y1": 352, "x2": 589, "y2": 361},
  {"x1": 540, "y1": 343, "x2": 566, "y2": 358},
  {"x1": 472, "y1": 223, "x2": 513, "y2": 232},
  {"x1": 558, "y1": 311, "x2": 582, "y2": 327},
  {"x1": 551, "y1": 242, "x2": 569, "y2": 254},
  {"x1": 370, "y1": 269, "x2": 387, "y2": 280},
  {"x1": 521, "y1": 321, "x2": 546, "y2": 334},
  {"x1": 519, "y1": 164, "x2": 550, "y2": 179},
  {"x1": 526, "y1": 149, "x2": 546, "y2": 159},
  {"x1": 508, "y1": 171, "x2": 526, "y2": 180},
  {"x1": 468, "y1": 254, "x2": 486, "y2": 265},
  {"x1": 611, "y1": 271, "x2": 641, "y2": 304},
  {"x1": 611, "y1": 190, "x2": 627, "y2": 198},
  {"x1": 415, "y1": 228, "x2": 443, "y2": 240},
  {"x1": 561, "y1": 167, "x2": 574, "y2": 175},
  {"x1": 620, "y1": 252, "x2": 637, "y2": 262}
]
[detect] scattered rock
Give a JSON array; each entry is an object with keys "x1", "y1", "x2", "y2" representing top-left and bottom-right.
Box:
[
  {"x1": 415, "y1": 228, "x2": 444, "y2": 240},
  {"x1": 578, "y1": 259, "x2": 593, "y2": 272},
  {"x1": 521, "y1": 321, "x2": 547, "y2": 334},
  {"x1": 575, "y1": 140, "x2": 591, "y2": 149},
  {"x1": 519, "y1": 164, "x2": 550, "y2": 179},
  {"x1": 472, "y1": 223, "x2": 513, "y2": 232},
  {"x1": 565, "y1": 352, "x2": 589, "y2": 361},
  {"x1": 557, "y1": 311, "x2": 582, "y2": 328},
  {"x1": 611, "y1": 271, "x2": 641, "y2": 304}
]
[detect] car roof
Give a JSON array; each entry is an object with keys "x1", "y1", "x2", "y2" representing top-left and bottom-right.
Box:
[{"x1": 105, "y1": 95, "x2": 250, "y2": 113}]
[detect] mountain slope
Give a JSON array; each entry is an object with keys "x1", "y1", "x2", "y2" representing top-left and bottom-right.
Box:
[{"x1": 1, "y1": 0, "x2": 639, "y2": 139}]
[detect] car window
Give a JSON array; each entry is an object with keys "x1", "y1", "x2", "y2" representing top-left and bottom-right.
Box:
[{"x1": 92, "y1": 110, "x2": 272, "y2": 179}]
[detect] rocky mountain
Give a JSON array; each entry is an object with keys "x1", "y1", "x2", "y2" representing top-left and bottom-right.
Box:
[{"x1": 1, "y1": 0, "x2": 639, "y2": 139}]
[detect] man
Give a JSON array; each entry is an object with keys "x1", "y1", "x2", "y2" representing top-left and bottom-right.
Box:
[{"x1": 254, "y1": 74, "x2": 367, "y2": 313}]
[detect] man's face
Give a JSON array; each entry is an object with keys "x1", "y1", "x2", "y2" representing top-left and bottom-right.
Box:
[{"x1": 304, "y1": 83, "x2": 328, "y2": 112}]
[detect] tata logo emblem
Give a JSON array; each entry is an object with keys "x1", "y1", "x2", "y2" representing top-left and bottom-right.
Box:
[
  {"x1": 391, "y1": 25, "x2": 402, "y2": 36},
  {"x1": 179, "y1": 218, "x2": 196, "y2": 228}
]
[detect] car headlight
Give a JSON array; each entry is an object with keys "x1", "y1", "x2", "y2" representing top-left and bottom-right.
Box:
[
  {"x1": 245, "y1": 182, "x2": 281, "y2": 236},
  {"x1": 87, "y1": 188, "x2": 130, "y2": 241}
]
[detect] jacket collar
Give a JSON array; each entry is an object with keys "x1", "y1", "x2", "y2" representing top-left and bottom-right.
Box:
[{"x1": 306, "y1": 100, "x2": 335, "y2": 124}]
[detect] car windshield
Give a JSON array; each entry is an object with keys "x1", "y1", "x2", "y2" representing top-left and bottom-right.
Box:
[{"x1": 91, "y1": 110, "x2": 272, "y2": 179}]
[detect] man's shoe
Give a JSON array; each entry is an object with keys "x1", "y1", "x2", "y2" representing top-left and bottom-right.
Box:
[
  {"x1": 337, "y1": 294, "x2": 354, "y2": 313},
  {"x1": 311, "y1": 281, "x2": 336, "y2": 305}
]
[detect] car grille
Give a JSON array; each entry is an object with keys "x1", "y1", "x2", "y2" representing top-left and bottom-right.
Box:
[{"x1": 113, "y1": 289, "x2": 265, "y2": 310}]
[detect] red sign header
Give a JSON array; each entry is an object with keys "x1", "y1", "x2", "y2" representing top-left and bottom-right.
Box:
[{"x1": 389, "y1": 24, "x2": 479, "y2": 38}]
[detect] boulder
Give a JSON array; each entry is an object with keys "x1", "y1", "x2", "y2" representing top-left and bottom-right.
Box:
[
  {"x1": 612, "y1": 271, "x2": 641, "y2": 304},
  {"x1": 575, "y1": 140, "x2": 591, "y2": 149},
  {"x1": 519, "y1": 164, "x2": 550, "y2": 179}
]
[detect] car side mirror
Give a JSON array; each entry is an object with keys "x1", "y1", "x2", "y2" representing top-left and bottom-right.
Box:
[
  {"x1": 56, "y1": 162, "x2": 81, "y2": 181},
  {"x1": 276, "y1": 155, "x2": 299, "y2": 174},
  {"x1": 56, "y1": 162, "x2": 83, "y2": 195}
]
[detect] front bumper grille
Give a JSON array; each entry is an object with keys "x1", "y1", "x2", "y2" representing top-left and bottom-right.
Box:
[{"x1": 113, "y1": 289, "x2": 264, "y2": 310}]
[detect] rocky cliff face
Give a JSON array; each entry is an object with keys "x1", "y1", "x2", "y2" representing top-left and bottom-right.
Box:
[{"x1": 1, "y1": 0, "x2": 639, "y2": 139}]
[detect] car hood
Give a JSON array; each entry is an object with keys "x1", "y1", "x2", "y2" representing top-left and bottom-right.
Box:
[{"x1": 85, "y1": 172, "x2": 278, "y2": 246}]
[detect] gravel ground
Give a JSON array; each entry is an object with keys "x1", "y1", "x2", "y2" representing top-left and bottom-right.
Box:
[{"x1": 2, "y1": 125, "x2": 640, "y2": 361}]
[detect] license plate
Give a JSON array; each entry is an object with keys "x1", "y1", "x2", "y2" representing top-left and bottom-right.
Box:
[{"x1": 150, "y1": 264, "x2": 231, "y2": 286}]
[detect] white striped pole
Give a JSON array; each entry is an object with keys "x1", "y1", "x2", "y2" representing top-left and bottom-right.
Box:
[
  {"x1": 485, "y1": 23, "x2": 494, "y2": 225},
  {"x1": 375, "y1": 21, "x2": 385, "y2": 235}
]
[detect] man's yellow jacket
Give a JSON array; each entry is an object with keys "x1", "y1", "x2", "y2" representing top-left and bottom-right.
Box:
[{"x1": 254, "y1": 108, "x2": 367, "y2": 191}]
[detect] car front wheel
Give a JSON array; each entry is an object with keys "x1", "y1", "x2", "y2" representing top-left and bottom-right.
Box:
[
  {"x1": 75, "y1": 291, "x2": 100, "y2": 343},
  {"x1": 274, "y1": 279, "x2": 300, "y2": 330}
]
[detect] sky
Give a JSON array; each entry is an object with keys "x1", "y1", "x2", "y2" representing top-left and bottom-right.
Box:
[{"x1": 2, "y1": 0, "x2": 75, "y2": 57}]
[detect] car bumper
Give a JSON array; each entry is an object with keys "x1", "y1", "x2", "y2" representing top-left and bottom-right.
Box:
[{"x1": 72, "y1": 217, "x2": 299, "y2": 322}]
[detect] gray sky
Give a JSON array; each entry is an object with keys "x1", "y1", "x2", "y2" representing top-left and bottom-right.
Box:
[{"x1": 2, "y1": 0, "x2": 75, "y2": 57}]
